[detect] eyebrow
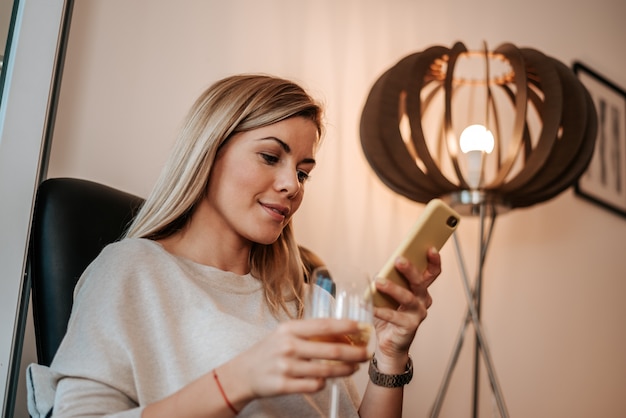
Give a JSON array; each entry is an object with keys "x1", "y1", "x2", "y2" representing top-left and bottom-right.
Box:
[{"x1": 264, "y1": 137, "x2": 316, "y2": 165}]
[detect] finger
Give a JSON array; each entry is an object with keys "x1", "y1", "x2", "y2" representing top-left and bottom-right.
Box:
[
  {"x1": 423, "y1": 247, "x2": 442, "y2": 287},
  {"x1": 269, "y1": 360, "x2": 360, "y2": 395},
  {"x1": 373, "y1": 304, "x2": 417, "y2": 329},
  {"x1": 373, "y1": 276, "x2": 417, "y2": 308},
  {"x1": 272, "y1": 377, "x2": 326, "y2": 395},
  {"x1": 394, "y1": 250, "x2": 441, "y2": 289},
  {"x1": 299, "y1": 339, "x2": 369, "y2": 363},
  {"x1": 278, "y1": 320, "x2": 370, "y2": 362},
  {"x1": 279, "y1": 359, "x2": 359, "y2": 379},
  {"x1": 373, "y1": 278, "x2": 432, "y2": 323},
  {"x1": 374, "y1": 296, "x2": 430, "y2": 342},
  {"x1": 284, "y1": 318, "x2": 361, "y2": 340}
]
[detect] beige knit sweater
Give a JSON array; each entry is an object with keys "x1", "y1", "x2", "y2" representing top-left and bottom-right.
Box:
[{"x1": 27, "y1": 238, "x2": 360, "y2": 417}]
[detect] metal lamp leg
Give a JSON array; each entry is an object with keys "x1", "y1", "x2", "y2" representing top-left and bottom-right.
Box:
[{"x1": 429, "y1": 206, "x2": 509, "y2": 418}]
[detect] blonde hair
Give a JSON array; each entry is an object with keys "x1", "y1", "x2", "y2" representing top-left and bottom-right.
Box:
[{"x1": 125, "y1": 74, "x2": 324, "y2": 317}]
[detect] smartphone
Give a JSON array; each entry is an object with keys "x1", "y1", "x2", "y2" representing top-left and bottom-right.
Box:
[{"x1": 371, "y1": 198, "x2": 460, "y2": 309}]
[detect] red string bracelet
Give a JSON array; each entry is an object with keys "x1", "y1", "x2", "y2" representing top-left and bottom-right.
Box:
[{"x1": 213, "y1": 369, "x2": 239, "y2": 415}]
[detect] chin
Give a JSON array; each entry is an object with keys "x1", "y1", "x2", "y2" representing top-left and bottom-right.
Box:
[
  {"x1": 256, "y1": 236, "x2": 281, "y2": 246},
  {"x1": 249, "y1": 231, "x2": 282, "y2": 246}
]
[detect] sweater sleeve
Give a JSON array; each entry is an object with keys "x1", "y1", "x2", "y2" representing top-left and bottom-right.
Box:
[
  {"x1": 52, "y1": 378, "x2": 143, "y2": 418},
  {"x1": 46, "y1": 241, "x2": 151, "y2": 417}
]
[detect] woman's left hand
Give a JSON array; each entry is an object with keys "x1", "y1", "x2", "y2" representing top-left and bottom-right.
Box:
[{"x1": 372, "y1": 247, "x2": 441, "y2": 358}]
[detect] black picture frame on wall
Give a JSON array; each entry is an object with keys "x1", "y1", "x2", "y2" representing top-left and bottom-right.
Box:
[{"x1": 573, "y1": 61, "x2": 626, "y2": 218}]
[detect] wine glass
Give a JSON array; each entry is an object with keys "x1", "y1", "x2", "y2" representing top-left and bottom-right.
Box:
[{"x1": 306, "y1": 264, "x2": 374, "y2": 418}]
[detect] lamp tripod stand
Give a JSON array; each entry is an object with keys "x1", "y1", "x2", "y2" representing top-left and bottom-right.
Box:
[{"x1": 430, "y1": 192, "x2": 509, "y2": 418}]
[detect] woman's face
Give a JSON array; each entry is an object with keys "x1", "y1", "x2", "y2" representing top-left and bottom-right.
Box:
[{"x1": 203, "y1": 116, "x2": 319, "y2": 246}]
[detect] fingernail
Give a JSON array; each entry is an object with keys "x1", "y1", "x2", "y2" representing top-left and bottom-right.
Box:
[
  {"x1": 396, "y1": 256, "x2": 408, "y2": 267},
  {"x1": 430, "y1": 247, "x2": 439, "y2": 255}
]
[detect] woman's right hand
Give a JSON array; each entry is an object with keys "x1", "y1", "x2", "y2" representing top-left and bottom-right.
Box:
[
  {"x1": 143, "y1": 318, "x2": 369, "y2": 418},
  {"x1": 217, "y1": 318, "x2": 370, "y2": 409}
]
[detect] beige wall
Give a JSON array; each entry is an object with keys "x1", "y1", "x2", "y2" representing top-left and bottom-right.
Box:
[{"x1": 16, "y1": 0, "x2": 626, "y2": 417}]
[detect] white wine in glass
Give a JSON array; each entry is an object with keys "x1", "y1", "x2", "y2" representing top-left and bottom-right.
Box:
[{"x1": 307, "y1": 264, "x2": 374, "y2": 418}]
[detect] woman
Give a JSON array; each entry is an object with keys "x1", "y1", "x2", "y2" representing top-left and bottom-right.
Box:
[{"x1": 27, "y1": 74, "x2": 441, "y2": 417}]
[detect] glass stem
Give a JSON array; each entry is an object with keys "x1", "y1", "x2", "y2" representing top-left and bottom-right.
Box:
[{"x1": 329, "y1": 378, "x2": 339, "y2": 418}]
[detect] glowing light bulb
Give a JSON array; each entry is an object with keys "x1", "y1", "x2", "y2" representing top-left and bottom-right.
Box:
[
  {"x1": 459, "y1": 124, "x2": 495, "y2": 154},
  {"x1": 459, "y1": 124, "x2": 494, "y2": 190}
]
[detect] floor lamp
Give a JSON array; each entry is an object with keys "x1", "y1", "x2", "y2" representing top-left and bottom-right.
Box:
[{"x1": 360, "y1": 41, "x2": 597, "y2": 417}]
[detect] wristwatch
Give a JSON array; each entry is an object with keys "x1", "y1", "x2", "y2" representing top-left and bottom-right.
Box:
[{"x1": 368, "y1": 354, "x2": 413, "y2": 387}]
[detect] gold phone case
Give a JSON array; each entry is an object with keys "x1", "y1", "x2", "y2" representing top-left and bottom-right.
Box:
[{"x1": 372, "y1": 199, "x2": 460, "y2": 309}]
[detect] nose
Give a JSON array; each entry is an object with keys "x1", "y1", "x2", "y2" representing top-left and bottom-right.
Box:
[{"x1": 276, "y1": 167, "x2": 302, "y2": 198}]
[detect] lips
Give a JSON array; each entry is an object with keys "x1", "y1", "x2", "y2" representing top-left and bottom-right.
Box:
[{"x1": 261, "y1": 202, "x2": 290, "y2": 221}]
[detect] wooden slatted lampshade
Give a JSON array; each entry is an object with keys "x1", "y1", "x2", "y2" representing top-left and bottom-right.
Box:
[{"x1": 360, "y1": 41, "x2": 597, "y2": 215}]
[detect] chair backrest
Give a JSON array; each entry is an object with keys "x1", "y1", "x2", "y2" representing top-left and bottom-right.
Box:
[{"x1": 29, "y1": 178, "x2": 144, "y2": 366}]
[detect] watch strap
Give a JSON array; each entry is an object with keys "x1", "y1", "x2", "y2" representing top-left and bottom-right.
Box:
[{"x1": 368, "y1": 354, "x2": 413, "y2": 387}]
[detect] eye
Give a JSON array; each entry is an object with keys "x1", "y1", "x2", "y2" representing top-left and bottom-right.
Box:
[
  {"x1": 260, "y1": 153, "x2": 279, "y2": 165},
  {"x1": 297, "y1": 170, "x2": 310, "y2": 183},
  {"x1": 260, "y1": 152, "x2": 311, "y2": 183}
]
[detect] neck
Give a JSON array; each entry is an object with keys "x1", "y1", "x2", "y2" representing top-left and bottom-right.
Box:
[{"x1": 157, "y1": 225, "x2": 251, "y2": 275}]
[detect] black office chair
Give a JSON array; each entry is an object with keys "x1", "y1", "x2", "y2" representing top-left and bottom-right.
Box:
[
  {"x1": 28, "y1": 177, "x2": 324, "y2": 367},
  {"x1": 29, "y1": 177, "x2": 144, "y2": 366}
]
